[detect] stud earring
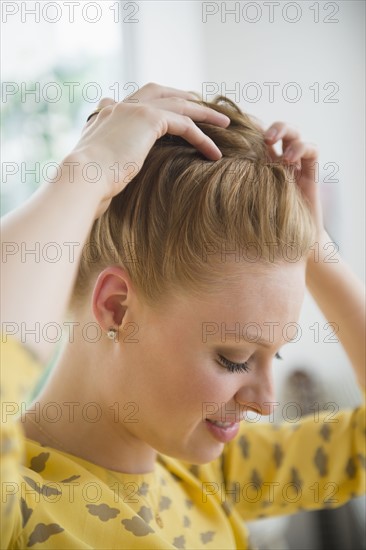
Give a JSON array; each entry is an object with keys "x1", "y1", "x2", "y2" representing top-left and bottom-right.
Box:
[{"x1": 107, "y1": 328, "x2": 118, "y2": 340}]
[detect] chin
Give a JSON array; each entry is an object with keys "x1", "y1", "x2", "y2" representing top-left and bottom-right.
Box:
[
  {"x1": 158, "y1": 439, "x2": 225, "y2": 466},
  {"x1": 188, "y1": 447, "x2": 224, "y2": 465}
]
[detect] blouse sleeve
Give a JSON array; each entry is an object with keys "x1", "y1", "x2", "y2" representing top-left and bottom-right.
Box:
[
  {"x1": 220, "y1": 393, "x2": 366, "y2": 521},
  {"x1": 0, "y1": 336, "x2": 43, "y2": 548}
]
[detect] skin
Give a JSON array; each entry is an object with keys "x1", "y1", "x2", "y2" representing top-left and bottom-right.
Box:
[{"x1": 26, "y1": 260, "x2": 306, "y2": 473}]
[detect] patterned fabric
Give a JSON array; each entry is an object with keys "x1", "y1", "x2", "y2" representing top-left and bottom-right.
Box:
[{"x1": 1, "y1": 337, "x2": 365, "y2": 549}]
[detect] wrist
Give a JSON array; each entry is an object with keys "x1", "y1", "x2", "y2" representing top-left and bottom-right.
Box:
[
  {"x1": 51, "y1": 153, "x2": 106, "y2": 213},
  {"x1": 306, "y1": 229, "x2": 342, "y2": 283}
]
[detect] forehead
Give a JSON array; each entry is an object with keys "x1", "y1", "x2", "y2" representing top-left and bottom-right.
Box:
[
  {"x1": 164, "y1": 261, "x2": 306, "y2": 345},
  {"x1": 217, "y1": 262, "x2": 305, "y2": 313}
]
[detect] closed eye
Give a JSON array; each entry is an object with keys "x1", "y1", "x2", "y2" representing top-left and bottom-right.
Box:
[
  {"x1": 217, "y1": 354, "x2": 250, "y2": 374},
  {"x1": 217, "y1": 351, "x2": 283, "y2": 374}
]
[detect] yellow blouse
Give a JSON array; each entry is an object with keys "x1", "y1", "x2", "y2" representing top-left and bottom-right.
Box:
[{"x1": 1, "y1": 337, "x2": 365, "y2": 549}]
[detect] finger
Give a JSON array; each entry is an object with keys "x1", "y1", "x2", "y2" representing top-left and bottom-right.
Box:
[
  {"x1": 282, "y1": 140, "x2": 318, "y2": 163},
  {"x1": 84, "y1": 97, "x2": 116, "y2": 129},
  {"x1": 264, "y1": 122, "x2": 300, "y2": 148},
  {"x1": 264, "y1": 123, "x2": 304, "y2": 162},
  {"x1": 150, "y1": 97, "x2": 230, "y2": 128},
  {"x1": 126, "y1": 82, "x2": 202, "y2": 104},
  {"x1": 281, "y1": 140, "x2": 319, "y2": 175},
  {"x1": 162, "y1": 110, "x2": 223, "y2": 161},
  {"x1": 97, "y1": 97, "x2": 116, "y2": 109}
]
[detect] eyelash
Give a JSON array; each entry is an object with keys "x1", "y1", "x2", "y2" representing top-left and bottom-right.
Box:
[{"x1": 217, "y1": 352, "x2": 283, "y2": 374}]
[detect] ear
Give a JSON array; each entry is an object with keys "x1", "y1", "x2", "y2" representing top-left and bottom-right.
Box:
[{"x1": 92, "y1": 267, "x2": 132, "y2": 331}]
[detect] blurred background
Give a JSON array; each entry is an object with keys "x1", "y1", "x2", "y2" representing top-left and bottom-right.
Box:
[{"x1": 1, "y1": 1, "x2": 365, "y2": 548}]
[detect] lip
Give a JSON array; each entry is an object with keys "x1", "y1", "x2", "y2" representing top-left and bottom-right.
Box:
[
  {"x1": 205, "y1": 419, "x2": 240, "y2": 443},
  {"x1": 207, "y1": 416, "x2": 245, "y2": 424}
]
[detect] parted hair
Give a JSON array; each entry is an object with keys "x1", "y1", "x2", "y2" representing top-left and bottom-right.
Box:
[{"x1": 70, "y1": 96, "x2": 316, "y2": 309}]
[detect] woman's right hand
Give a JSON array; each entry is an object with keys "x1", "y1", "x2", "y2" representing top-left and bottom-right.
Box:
[{"x1": 66, "y1": 83, "x2": 231, "y2": 218}]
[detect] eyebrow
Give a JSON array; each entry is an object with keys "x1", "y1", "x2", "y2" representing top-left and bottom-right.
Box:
[{"x1": 214, "y1": 335, "x2": 274, "y2": 350}]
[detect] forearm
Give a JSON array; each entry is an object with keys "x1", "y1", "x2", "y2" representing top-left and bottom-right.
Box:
[
  {"x1": 1, "y1": 156, "x2": 101, "y2": 365},
  {"x1": 306, "y1": 231, "x2": 365, "y2": 388}
]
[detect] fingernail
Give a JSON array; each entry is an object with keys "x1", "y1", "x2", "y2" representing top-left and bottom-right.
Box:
[
  {"x1": 219, "y1": 114, "x2": 231, "y2": 126},
  {"x1": 265, "y1": 129, "x2": 278, "y2": 140}
]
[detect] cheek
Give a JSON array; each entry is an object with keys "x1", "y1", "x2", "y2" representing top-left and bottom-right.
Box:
[
  {"x1": 118, "y1": 329, "x2": 239, "y2": 416},
  {"x1": 156, "y1": 353, "x2": 239, "y2": 415},
  {"x1": 130, "y1": 354, "x2": 232, "y2": 416}
]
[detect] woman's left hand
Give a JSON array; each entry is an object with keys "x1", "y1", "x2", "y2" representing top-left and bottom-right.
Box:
[{"x1": 264, "y1": 122, "x2": 325, "y2": 243}]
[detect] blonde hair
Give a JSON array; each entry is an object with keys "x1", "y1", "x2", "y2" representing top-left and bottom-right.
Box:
[{"x1": 71, "y1": 96, "x2": 316, "y2": 310}]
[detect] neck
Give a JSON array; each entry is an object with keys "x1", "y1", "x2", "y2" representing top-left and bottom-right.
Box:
[{"x1": 23, "y1": 334, "x2": 157, "y2": 474}]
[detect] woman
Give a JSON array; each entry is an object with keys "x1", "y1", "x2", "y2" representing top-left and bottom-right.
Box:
[{"x1": 1, "y1": 83, "x2": 365, "y2": 549}]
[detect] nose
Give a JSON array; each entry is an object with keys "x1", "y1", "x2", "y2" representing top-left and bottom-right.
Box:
[{"x1": 234, "y1": 367, "x2": 276, "y2": 417}]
